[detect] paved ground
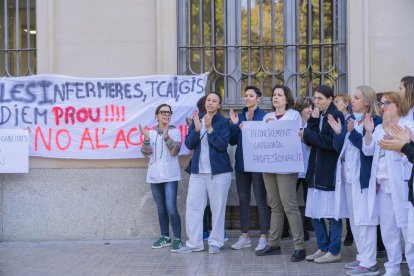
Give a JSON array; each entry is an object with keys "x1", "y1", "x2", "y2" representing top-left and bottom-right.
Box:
[{"x1": 0, "y1": 236, "x2": 409, "y2": 276}]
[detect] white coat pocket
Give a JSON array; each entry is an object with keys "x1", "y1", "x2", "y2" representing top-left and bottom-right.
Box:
[{"x1": 146, "y1": 160, "x2": 181, "y2": 183}]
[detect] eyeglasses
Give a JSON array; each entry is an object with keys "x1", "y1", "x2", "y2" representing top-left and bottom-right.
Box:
[
  {"x1": 377, "y1": 100, "x2": 392, "y2": 108},
  {"x1": 334, "y1": 100, "x2": 345, "y2": 104},
  {"x1": 158, "y1": 110, "x2": 173, "y2": 116}
]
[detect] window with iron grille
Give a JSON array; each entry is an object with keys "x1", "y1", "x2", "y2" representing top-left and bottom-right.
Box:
[
  {"x1": 0, "y1": 0, "x2": 36, "y2": 77},
  {"x1": 178, "y1": 0, "x2": 347, "y2": 107}
]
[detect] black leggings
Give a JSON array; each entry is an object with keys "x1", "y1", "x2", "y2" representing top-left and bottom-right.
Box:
[{"x1": 236, "y1": 171, "x2": 270, "y2": 235}]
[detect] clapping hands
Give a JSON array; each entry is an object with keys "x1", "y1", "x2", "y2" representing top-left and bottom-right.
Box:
[
  {"x1": 229, "y1": 108, "x2": 239, "y2": 124},
  {"x1": 327, "y1": 114, "x2": 342, "y2": 135},
  {"x1": 379, "y1": 124, "x2": 413, "y2": 152},
  {"x1": 193, "y1": 111, "x2": 202, "y2": 132}
]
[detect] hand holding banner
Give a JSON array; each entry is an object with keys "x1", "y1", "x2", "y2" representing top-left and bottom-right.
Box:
[{"x1": 242, "y1": 120, "x2": 304, "y2": 173}]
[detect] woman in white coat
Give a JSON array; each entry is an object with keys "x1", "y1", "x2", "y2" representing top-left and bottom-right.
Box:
[
  {"x1": 380, "y1": 121, "x2": 414, "y2": 274},
  {"x1": 328, "y1": 86, "x2": 382, "y2": 275},
  {"x1": 363, "y1": 91, "x2": 414, "y2": 276}
]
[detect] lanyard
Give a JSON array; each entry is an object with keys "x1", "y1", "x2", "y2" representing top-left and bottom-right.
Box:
[{"x1": 154, "y1": 133, "x2": 164, "y2": 160}]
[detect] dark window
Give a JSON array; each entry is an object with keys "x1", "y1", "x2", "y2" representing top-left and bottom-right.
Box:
[{"x1": 0, "y1": 0, "x2": 36, "y2": 77}]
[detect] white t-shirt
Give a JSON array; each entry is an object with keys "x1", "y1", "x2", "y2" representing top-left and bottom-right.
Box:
[{"x1": 198, "y1": 118, "x2": 212, "y2": 174}]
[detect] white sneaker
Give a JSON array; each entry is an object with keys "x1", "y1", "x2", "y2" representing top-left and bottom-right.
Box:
[
  {"x1": 382, "y1": 272, "x2": 401, "y2": 276},
  {"x1": 255, "y1": 237, "x2": 267, "y2": 251},
  {"x1": 306, "y1": 249, "x2": 326, "y2": 261},
  {"x1": 345, "y1": 260, "x2": 360, "y2": 269},
  {"x1": 209, "y1": 245, "x2": 221, "y2": 254},
  {"x1": 176, "y1": 245, "x2": 204, "y2": 254},
  {"x1": 231, "y1": 236, "x2": 251, "y2": 250},
  {"x1": 314, "y1": 252, "x2": 342, "y2": 263},
  {"x1": 346, "y1": 265, "x2": 379, "y2": 276}
]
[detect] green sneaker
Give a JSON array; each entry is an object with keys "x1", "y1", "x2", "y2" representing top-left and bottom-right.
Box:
[
  {"x1": 152, "y1": 236, "x2": 171, "y2": 249},
  {"x1": 171, "y1": 238, "x2": 183, "y2": 252}
]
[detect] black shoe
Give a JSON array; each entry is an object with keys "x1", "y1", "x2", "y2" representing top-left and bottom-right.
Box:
[
  {"x1": 303, "y1": 218, "x2": 314, "y2": 232},
  {"x1": 377, "y1": 245, "x2": 386, "y2": 255},
  {"x1": 343, "y1": 232, "x2": 353, "y2": 246},
  {"x1": 291, "y1": 249, "x2": 306, "y2": 262},
  {"x1": 304, "y1": 230, "x2": 309, "y2": 241},
  {"x1": 255, "y1": 245, "x2": 281, "y2": 256}
]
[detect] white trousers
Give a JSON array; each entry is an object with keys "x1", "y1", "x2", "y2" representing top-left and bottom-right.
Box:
[
  {"x1": 344, "y1": 182, "x2": 377, "y2": 268},
  {"x1": 378, "y1": 191, "x2": 414, "y2": 275},
  {"x1": 185, "y1": 172, "x2": 231, "y2": 249}
]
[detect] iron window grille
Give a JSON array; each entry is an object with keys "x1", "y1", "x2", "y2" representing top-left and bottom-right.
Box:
[
  {"x1": 0, "y1": 0, "x2": 36, "y2": 77},
  {"x1": 178, "y1": 0, "x2": 347, "y2": 107}
]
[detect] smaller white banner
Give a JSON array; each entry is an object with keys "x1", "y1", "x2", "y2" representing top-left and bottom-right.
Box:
[
  {"x1": 0, "y1": 129, "x2": 29, "y2": 173},
  {"x1": 242, "y1": 121, "x2": 304, "y2": 173}
]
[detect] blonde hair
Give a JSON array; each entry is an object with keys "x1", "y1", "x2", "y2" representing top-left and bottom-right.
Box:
[
  {"x1": 335, "y1": 93, "x2": 351, "y2": 105},
  {"x1": 382, "y1": 91, "x2": 409, "y2": 117},
  {"x1": 335, "y1": 93, "x2": 353, "y2": 115},
  {"x1": 355, "y1": 86, "x2": 380, "y2": 116}
]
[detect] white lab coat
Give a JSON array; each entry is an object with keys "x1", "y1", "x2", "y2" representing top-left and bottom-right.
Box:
[
  {"x1": 146, "y1": 128, "x2": 181, "y2": 184},
  {"x1": 403, "y1": 106, "x2": 414, "y2": 122},
  {"x1": 362, "y1": 118, "x2": 414, "y2": 228},
  {"x1": 306, "y1": 188, "x2": 339, "y2": 219},
  {"x1": 263, "y1": 109, "x2": 301, "y2": 128},
  {"x1": 401, "y1": 107, "x2": 414, "y2": 244},
  {"x1": 334, "y1": 122, "x2": 378, "y2": 225}
]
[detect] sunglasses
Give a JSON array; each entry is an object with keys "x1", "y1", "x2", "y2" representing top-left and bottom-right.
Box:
[
  {"x1": 377, "y1": 100, "x2": 392, "y2": 108},
  {"x1": 158, "y1": 110, "x2": 173, "y2": 116}
]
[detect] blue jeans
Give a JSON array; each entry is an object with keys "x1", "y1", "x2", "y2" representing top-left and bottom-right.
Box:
[
  {"x1": 151, "y1": 181, "x2": 181, "y2": 239},
  {"x1": 312, "y1": 218, "x2": 342, "y2": 255}
]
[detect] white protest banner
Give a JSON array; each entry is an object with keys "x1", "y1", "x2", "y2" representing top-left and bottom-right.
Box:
[
  {"x1": 242, "y1": 120, "x2": 304, "y2": 173},
  {"x1": 0, "y1": 74, "x2": 207, "y2": 159},
  {"x1": 0, "y1": 129, "x2": 29, "y2": 173}
]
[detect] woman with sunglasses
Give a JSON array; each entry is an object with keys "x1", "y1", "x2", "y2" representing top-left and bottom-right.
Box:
[
  {"x1": 379, "y1": 119, "x2": 414, "y2": 272},
  {"x1": 363, "y1": 92, "x2": 414, "y2": 275},
  {"x1": 178, "y1": 92, "x2": 232, "y2": 254},
  {"x1": 140, "y1": 104, "x2": 183, "y2": 252},
  {"x1": 328, "y1": 86, "x2": 382, "y2": 275}
]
